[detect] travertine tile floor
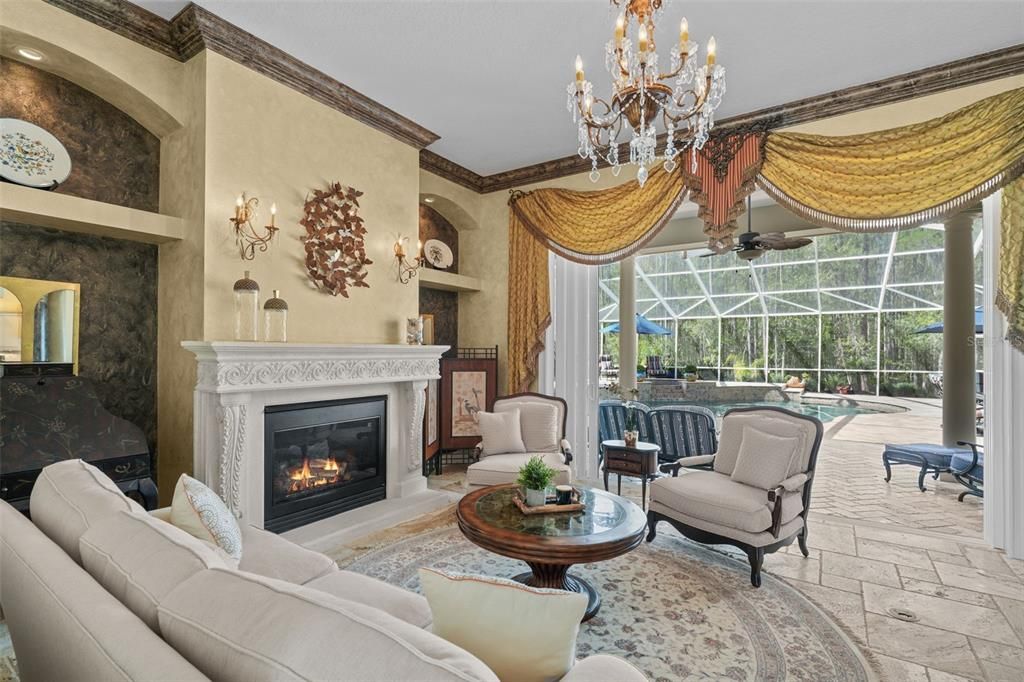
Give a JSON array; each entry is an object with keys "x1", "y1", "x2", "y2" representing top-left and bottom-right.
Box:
[{"x1": 429, "y1": 401, "x2": 1021, "y2": 681}]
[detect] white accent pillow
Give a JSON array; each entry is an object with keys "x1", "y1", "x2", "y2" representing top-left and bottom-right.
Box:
[
  {"x1": 169, "y1": 474, "x2": 242, "y2": 564},
  {"x1": 418, "y1": 568, "x2": 588, "y2": 682},
  {"x1": 730, "y1": 426, "x2": 801, "y2": 490},
  {"x1": 477, "y1": 409, "x2": 526, "y2": 456}
]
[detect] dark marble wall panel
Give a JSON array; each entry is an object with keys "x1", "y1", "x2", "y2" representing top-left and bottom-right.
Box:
[
  {"x1": 418, "y1": 204, "x2": 459, "y2": 273},
  {"x1": 0, "y1": 58, "x2": 160, "y2": 212},
  {"x1": 1, "y1": 222, "x2": 159, "y2": 459},
  {"x1": 419, "y1": 288, "x2": 458, "y2": 357}
]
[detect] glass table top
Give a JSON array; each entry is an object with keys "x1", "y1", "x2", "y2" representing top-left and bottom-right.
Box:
[{"x1": 473, "y1": 486, "x2": 629, "y2": 538}]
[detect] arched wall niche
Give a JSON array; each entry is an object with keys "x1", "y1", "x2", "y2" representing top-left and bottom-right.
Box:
[
  {"x1": 0, "y1": 26, "x2": 182, "y2": 138},
  {"x1": 418, "y1": 192, "x2": 480, "y2": 233}
]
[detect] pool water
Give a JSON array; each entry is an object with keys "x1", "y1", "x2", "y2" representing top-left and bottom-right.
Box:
[{"x1": 645, "y1": 400, "x2": 884, "y2": 423}]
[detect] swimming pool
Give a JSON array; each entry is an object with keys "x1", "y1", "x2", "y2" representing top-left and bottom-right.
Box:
[{"x1": 644, "y1": 399, "x2": 888, "y2": 423}]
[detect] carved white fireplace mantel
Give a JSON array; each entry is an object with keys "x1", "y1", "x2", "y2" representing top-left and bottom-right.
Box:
[{"x1": 183, "y1": 341, "x2": 448, "y2": 528}]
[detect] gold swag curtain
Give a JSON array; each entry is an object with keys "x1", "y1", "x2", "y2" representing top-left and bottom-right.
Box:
[
  {"x1": 998, "y1": 176, "x2": 1024, "y2": 352},
  {"x1": 758, "y1": 87, "x2": 1024, "y2": 231},
  {"x1": 507, "y1": 165, "x2": 687, "y2": 393}
]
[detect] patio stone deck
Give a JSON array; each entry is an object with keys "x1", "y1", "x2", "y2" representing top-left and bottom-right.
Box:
[{"x1": 428, "y1": 397, "x2": 1017, "y2": 680}]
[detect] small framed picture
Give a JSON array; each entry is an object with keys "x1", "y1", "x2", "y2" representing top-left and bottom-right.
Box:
[{"x1": 421, "y1": 314, "x2": 435, "y2": 345}]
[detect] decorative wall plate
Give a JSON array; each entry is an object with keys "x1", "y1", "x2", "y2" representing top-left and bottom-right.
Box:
[
  {"x1": 423, "y1": 239, "x2": 454, "y2": 270},
  {"x1": 299, "y1": 182, "x2": 372, "y2": 297},
  {"x1": 0, "y1": 118, "x2": 72, "y2": 189}
]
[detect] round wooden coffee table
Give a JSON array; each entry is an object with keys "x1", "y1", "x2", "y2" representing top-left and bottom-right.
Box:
[{"x1": 456, "y1": 483, "x2": 647, "y2": 621}]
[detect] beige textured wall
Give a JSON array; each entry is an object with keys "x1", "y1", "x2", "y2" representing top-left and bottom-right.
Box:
[
  {"x1": 202, "y1": 52, "x2": 419, "y2": 345},
  {"x1": 157, "y1": 54, "x2": 208, "y2": 501}
]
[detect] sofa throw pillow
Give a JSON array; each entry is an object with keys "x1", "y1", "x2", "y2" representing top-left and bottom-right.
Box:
[
  {"x1": 730, "y1": 426, "x2": 801, "y2": 490},
  {"x1": 477, "y1": 409, "x2": 526, "y2": 456},
  {"x1": 169, "y1": 474, "x2": 242, "y2": 564},
  {"x1": 419, "y1": 568, "x2": 587, "y2": 682}
]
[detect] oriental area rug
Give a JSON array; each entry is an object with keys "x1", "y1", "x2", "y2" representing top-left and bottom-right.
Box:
[{"x1": 334, "y1": 506, "x2": 876, "y2": 682}]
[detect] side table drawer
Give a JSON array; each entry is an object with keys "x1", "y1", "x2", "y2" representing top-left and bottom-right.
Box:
[{"x1": 605, "y1": 458, "x2": 644, "y2": 475}]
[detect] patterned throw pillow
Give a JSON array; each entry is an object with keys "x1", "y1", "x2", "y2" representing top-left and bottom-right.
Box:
[{"x1": 170, "y1": 474, "x2": 242, "y2": 565}]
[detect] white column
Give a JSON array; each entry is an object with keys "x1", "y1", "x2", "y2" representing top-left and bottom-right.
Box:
[
  {"x1": 942, "y1": 213, "x2": 977, "y2": 447},
  {"x1": 983, "y1": 193, "x2": 1024, "y2": 559},
  {"x1": 619, "y1": 256, "x2": 638, "y2": 392}
]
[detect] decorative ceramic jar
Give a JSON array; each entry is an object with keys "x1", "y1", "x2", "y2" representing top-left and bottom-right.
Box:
[
  {"x1": 263, "y1": 290, "x2": 288, "y2": 342},
  {"x1": 233, "y1": 271, "x2": 260, "y2": 341}
]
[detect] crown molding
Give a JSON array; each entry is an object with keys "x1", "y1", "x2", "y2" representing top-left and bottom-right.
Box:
[
  {"x1": 44, "y1": 0, "x2": 179, "y2": 59},
  {"x1": 419, "y1": 150, "x2": 485, "y2": 193},
  {"x1": 421, "y1": 43, "x2": 1024, "y2": 193},
  {"x1": 44, "y1": 0, "x2": 439, "y2": 149}
]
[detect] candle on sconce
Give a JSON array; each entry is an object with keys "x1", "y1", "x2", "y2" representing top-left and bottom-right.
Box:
[
  {"x1": 270, "y1": 202, "x2": 277, "y2": 228},
  {"x1": 707, "y1": 36, "x2": 717, "y2": 66},
  {"x1": 235, "y1": 195, "x2": 243, "y2": 221},
  {"x1": 679, "y1": 18, "x2": 689, "y2": 49}
]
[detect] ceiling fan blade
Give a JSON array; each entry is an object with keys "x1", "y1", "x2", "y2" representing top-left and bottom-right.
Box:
[{"x1": 764, "y1": 237, "x2": 813, "y2": 250}]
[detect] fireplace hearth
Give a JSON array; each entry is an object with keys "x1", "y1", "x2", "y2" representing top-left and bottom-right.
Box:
[{"x1": 264, "y1": 396, "x2": 386, "y2": 533}]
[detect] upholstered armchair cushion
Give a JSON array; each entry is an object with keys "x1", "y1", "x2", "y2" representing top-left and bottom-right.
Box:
[
  {"x1": 730, "y1": 427, "x2": 801, "y2": 490},
  {"x1": 477, "y1": 409, "x2": 526, "y2": 456},
  {"x1": 497, "y1": 401, "x2": 560, "y2": 453},
  {"x1": 466, "y1": 453, "x2": 571, "y2": 488},
  {"x1": 649, "y1": 470, "x2": 803, "y2": 534}
]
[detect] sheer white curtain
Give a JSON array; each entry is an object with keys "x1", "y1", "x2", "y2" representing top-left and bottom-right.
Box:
[
  {"x1": 537, "y1": 253, "x2": 601, "y2": 482},
  {"x1": 982, "y1": 192, "x2": 1024, "y2": 559}
]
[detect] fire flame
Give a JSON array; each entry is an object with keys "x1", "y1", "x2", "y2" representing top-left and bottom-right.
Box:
[{"x1": 287, "y1": 457, "x2": 343, "y2": 493}]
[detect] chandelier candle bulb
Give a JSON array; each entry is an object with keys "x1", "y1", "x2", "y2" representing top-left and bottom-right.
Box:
[
  {"x1": 270, "y1": 202, "x2": 276, "y2": 228},
  {"x1": 638, "y1": 23, "x2": 648, "y2": 54},
  {"x1": 575, "y1": 55, "x2": 584, "y2": 86},
  {"x1": 707, "y1": 36, "x2": 716, "y2": 66},
  {"x1": 615, "y1": 14, "x2": 625, "y2": 44},
  {"x1": 680, "y1": 18, "x2": 689, "y2": 47}
]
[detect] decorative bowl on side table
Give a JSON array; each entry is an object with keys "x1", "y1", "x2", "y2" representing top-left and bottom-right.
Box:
[{"x1": 456, "y1": 483, "x2": 647, "y2": 622}]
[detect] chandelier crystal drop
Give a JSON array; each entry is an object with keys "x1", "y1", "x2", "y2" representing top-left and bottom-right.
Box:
[{"x1": 567, "y1": 0, "x2": 725, "y2": 186}]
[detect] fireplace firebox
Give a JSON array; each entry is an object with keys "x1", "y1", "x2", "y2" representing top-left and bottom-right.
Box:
[{"x1": 264, "y1": 396, "x2": 387, "y2": 533}]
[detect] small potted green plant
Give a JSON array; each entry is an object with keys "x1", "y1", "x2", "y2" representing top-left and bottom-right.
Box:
[
  {"x1": 518, "y1": 455, "x2": 556, "y2": 507},
  {"x1": 683, "y1": 364, "x2": 699, "y2": 382}
]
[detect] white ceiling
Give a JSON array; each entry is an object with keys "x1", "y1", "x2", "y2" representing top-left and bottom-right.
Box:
[{"x1": 132, "y1": 1, "x2": 1023, "y2": 176}]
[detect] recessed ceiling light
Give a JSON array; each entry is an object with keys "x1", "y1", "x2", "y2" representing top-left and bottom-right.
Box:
[
  {"x1": 17, "y1": 47, "x2": 44, "y2": 61},
  {"x1": 423, "y1": 197, "x2": 435, "y2": 203}
]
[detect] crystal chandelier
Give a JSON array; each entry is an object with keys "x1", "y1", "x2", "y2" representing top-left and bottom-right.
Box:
[{"x1": 567, "y1": 0, "x2": 725, "y2": 186}]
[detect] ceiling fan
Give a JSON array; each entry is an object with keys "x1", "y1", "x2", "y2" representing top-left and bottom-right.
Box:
[{"x1": 703, "y1": 197, "x2": 813, "y2": 261}]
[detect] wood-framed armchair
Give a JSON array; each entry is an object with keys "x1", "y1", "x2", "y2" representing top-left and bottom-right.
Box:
[
  {"x1": 646, "y1": 406, "x2": 823, "y2": 587},
  {"x1": 466, "y1": 392, "x2": 573, "y2": 490}
]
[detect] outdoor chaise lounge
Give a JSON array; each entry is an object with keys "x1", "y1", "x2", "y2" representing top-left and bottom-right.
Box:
[{"x1": 882, "y1": 441, "x2": 984, "y2": 499}]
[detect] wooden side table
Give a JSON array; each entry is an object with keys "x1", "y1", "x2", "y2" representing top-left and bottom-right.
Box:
[{"x1": 601, "y1": 439, "x2": 661, "y2": 510}]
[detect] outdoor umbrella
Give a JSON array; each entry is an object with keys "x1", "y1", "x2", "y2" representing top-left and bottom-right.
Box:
[
  {"x1": 601, "y1": 314, "x2": 672, "y2": 335},
  {"x1": 914, "y1": 307, "x2": 984, "y2": 335}
]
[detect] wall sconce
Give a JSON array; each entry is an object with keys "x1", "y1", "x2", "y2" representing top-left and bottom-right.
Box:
[
  {"x1": 230, "y1": 193, "x2": 278, "y2": 260},
  {"x1": 394, "y1": 235, "x2": 423, "y2": 284}
]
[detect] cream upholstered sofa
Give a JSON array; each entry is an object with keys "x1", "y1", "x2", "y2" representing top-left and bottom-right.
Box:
[
  {"x1": 646, "y1": 407, "x2": 823, "y2": 587},
  {"x1": 467, "y1": 392, "x2": 574, "y2": 489},
  {"x1": 0, "y1": 459, "x2": 645, "y2": 682}
]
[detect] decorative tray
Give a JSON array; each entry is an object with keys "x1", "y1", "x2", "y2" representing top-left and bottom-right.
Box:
[{"x1": 512, "y1": 488, "x2": 585, "y2": 515}]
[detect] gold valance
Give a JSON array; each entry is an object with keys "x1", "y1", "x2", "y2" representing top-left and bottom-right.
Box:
[
  {"x1": 507, "y1": 166, "x2": 687, "y2": 392},
  {"x1": 758, "y1": 87, "x2": 1024, "y2": 231},
  {"x1": 998, "y1": 176, "x2": 1024, "y2": 352}
]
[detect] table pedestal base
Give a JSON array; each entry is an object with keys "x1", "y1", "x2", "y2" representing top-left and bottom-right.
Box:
[{"x1": 513, "y1": 563, "x2": 601, "y2": 622}]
